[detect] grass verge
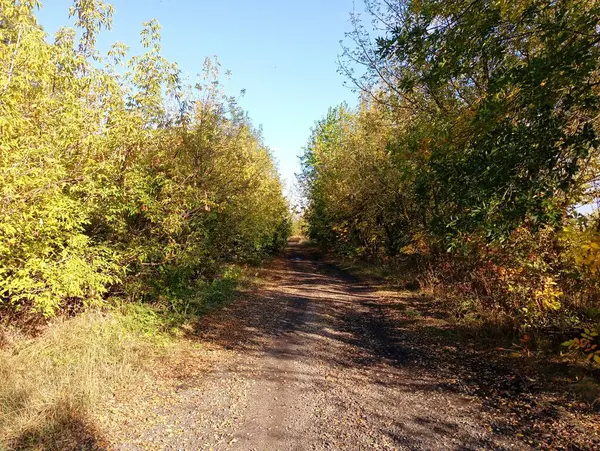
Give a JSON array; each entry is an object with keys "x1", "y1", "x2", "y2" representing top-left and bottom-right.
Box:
[{"x1": 0, "y1": 266, "x2": 244, "y2": 450}]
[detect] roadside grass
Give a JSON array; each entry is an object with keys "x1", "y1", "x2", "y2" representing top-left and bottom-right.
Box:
[{"x1": 0, "y1": 266, "x2": 244, "y2": 450}]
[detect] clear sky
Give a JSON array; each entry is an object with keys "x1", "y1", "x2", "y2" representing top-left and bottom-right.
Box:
[{"x1": 35, "y1": 0, "x2": 363, "y2": 204}]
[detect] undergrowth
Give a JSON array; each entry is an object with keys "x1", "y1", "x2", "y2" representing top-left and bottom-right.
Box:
[{"x1": 331, "y1": 250, "x2": 598, "y2": 354}]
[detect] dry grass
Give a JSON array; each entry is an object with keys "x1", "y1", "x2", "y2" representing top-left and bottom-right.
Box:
[
  {"x1": 0, "y1": 266, "x2": 245, "y2": 450},
  {"x1": 0, "y1": 307, "x2": 176, "y2": 450}
]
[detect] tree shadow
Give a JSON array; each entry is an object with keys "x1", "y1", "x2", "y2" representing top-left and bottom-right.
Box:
[
  {"x1": 10, "y1": 403, "x2": 108, "y2": 451},
  {"x1": 188, "y1": 242, "x2": 600, "y2": 448}
]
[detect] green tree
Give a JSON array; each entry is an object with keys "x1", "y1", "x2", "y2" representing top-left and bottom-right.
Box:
[{"x1": 0, "y1": 1, "x2": 289, "y2": 316}]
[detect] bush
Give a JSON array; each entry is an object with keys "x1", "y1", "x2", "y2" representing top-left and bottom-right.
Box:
[
  {"x1": 301, "y1": 0, "x2": 600, "y2": 345},
  {"x1": 0, "y1": 1, "x2": 289, "y2": 316}
]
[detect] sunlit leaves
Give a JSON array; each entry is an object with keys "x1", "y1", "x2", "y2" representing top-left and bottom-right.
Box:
[
  {"x1": 303, "y1": 0, "x2": 600, "y2": 337},
  {"x1": 0, "y1": 1, "x2": 289, "y2": 316}
]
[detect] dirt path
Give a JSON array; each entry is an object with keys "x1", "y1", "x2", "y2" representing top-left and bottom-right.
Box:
[{"x1": 101, "y1": 243, "x2": 596, "y2": 450}]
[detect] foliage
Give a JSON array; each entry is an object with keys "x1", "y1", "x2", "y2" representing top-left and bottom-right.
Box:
[
  {"x1": 0, "y1": 1, "x2": 289, "y2": 316},
  {"x1": 301, "y1": 103, "x2": 408, "y2": 259},
  {"x1": 302, "y1": 0, "x2": 600, "y2": 339},
  {"x1": 563, "y1": 328, "x2": 600, "y2": 364}
]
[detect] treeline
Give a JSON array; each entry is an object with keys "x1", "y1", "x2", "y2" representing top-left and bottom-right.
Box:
[
  {"x1": 302, "y1": 0, "x2": 600, "y2": 338},
  {"x1": 0, "y1": 1, "x2": 289, "y2": 317}
]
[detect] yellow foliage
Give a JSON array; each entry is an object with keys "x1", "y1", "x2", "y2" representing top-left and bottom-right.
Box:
[
  {"x1": 563, "y1": 225, "x2": 600, "y2": 275},
  {"x1": 0, "y1": 2, "x2": 289, "y2": 316},
  {"x1": 533, "y1": 276, "x2": 562, "y2": 311}
]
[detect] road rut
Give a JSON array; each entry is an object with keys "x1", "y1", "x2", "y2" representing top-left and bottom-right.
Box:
[{"x1": 108, "y1": 242, "x2": 523, "y2": 450}]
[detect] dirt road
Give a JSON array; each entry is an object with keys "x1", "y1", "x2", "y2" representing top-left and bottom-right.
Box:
[{"x1": 104, "y1": 242, "x2": 596, "y2": 450}]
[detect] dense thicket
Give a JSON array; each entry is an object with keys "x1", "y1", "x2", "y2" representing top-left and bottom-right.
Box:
[
  {"x1": 0, "y1": 1, "x2": 289, "y2": 316},
  {"x1": 302, "y1": 0, "x2": 600, "y2": 337}
]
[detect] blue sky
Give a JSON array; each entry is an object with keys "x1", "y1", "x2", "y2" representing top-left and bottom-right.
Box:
[{"x1": 36, "y1": 0, "x2": 363, "y2": 203}]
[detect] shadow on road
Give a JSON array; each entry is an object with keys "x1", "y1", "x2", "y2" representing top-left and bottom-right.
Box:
[{"x1": 191, "y1": 242, "x2": 536, "y2": 449}]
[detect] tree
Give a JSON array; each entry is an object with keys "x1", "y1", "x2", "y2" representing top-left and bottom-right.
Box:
[
  {"x1": 0, "y1": 1, "x2": 289, "y2": 316},
  {"x1": 341, "y1": 0, "x2": 600, "y2": 242}
]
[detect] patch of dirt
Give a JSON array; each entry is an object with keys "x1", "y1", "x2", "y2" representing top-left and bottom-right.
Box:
[{"x1": 98, "y1": 243, "x2": 600, "y2": 450}]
